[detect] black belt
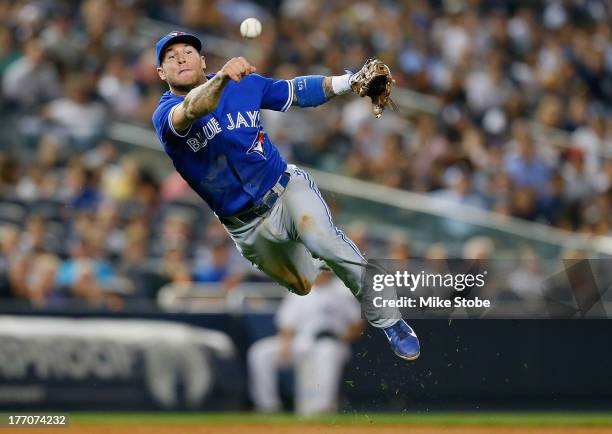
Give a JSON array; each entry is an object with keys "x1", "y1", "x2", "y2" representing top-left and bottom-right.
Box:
[{"x1": 219, "y1": 171, "x2": 291, "y2": 226}]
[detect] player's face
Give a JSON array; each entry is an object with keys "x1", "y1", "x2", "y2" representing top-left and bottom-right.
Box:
[{"x1": 157, "y1": 42, "x2": 206, "y2": 90}]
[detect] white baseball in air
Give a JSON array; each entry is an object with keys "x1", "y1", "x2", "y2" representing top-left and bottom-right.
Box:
[{"x1": 240, "y1": 17, "x2": 262, "y2": 39}]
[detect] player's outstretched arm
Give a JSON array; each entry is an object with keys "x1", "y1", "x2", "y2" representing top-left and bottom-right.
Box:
[
  {"x1": 289, "y1": 73, "x2": 353, "y2": 108},
  {"x1": 289, "y1": 59, "x2": 396, "y2": 118},
  {"x1": 172, "y1": 57, "x2": 256, "y2": 131}
]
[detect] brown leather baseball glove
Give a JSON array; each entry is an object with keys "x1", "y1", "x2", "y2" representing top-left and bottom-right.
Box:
[{"x1": 350, "y1": 58, "x2": 397, "y2": 118}]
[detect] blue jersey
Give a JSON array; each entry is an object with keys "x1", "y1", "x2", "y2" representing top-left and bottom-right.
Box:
[{"x1": 152, "y1": 73, "x2": 293, "y2": 217}]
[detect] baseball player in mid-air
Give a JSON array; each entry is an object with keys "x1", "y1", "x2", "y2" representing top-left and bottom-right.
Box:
[{"x1": 152, "y1": 31, "x2": 420, "y2": 360}]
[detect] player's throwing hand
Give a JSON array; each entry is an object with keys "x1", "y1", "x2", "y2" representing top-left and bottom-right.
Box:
[{"x1": 220, "y1": 57, "x2": 257, "y2": 82}]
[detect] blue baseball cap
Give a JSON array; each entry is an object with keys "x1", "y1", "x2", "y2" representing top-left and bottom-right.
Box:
[{"x1": 156, "y1": 31, "x2": 202, "y2": 66}]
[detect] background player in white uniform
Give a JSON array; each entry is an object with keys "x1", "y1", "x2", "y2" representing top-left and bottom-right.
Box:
[
  {"x1": 248, "y1": 272, "x2": 363, "y2": 415},
  {"x1": 152, "y1": 31, "x2": 420, "y2": 361}
]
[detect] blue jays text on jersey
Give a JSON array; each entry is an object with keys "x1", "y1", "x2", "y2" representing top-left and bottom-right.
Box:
[{"x1": 152, "y1": 73, "x2": 295, "y2": 217}]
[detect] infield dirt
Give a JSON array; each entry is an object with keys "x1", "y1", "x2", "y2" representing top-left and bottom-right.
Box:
[{"x1": 8, "y1": 425, "x2": 612, "y2": 434}]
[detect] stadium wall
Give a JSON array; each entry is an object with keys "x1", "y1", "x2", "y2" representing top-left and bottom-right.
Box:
[{"x1": 0, "y1": 312, "x2": 610, "y2": 412}]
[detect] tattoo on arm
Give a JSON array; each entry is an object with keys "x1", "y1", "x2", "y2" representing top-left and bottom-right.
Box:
[
  {"x1": 323, "y1": 76, "x2": 335, "y2": 99},
  {"x1": 183, "y1": 73, "x2": 231, "y2": 120},
  {"x1": 172, "y1": 73, "x2": 231, "y2": 132}
]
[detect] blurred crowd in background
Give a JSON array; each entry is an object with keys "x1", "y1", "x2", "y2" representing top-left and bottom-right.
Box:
[{"x1": 0, "y1": 0, "x2": 611, "y2": 309}]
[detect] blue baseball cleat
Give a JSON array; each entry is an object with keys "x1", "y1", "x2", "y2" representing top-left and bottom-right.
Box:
[{"x1": 383, "y1": 320, "x2": 420, "y2": 360}]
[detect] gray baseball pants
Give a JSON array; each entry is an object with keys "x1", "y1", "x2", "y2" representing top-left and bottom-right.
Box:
[{"x1": 223, "y1": 164, "x2": 400, "y2": 329}]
